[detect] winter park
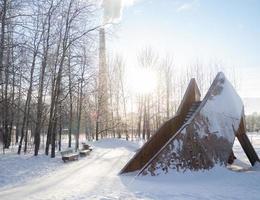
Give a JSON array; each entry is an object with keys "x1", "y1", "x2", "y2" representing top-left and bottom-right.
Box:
[{"x1": 0, "y1": 0, "x2": 260, "y2": 200}]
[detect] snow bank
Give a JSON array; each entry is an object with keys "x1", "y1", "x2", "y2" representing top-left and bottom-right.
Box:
[
  {"x1": 0, "y1": 152, "x2": 63, "y2": 189},
  {"x1": 127, "y1": 165, "x2": 260, "y2": 200},
  {"x1": 89, "y1": 138, "x2": 141, "y2": 151}
]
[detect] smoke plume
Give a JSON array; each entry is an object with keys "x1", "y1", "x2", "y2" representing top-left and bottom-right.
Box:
[{"x1": 102, "y1": 0, "x2": 135, "y2": 23}]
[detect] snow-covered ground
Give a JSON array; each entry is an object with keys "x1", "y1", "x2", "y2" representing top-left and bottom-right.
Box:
[{"x1": 0, "y1": 134, "x2": 260, "y2": 200}]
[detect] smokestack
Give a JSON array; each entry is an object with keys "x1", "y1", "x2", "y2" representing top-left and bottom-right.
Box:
[
  {"x1": 98, "y1": 27, "x2": 108, "y2": 106},
  {"x1": 99, "y1": 28, "x2": 107, "y2": 80},
  {"x1": 97, "y1": 28, "x2": 109, "y2": 134}
]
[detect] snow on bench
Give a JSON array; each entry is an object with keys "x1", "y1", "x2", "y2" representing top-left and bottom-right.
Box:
[
  {"x1": 79, "y1": 149, "x2": 91, "y2": 157},
  {"x1": 60, "y1": 149, "x2": 79, "y2": 162}
]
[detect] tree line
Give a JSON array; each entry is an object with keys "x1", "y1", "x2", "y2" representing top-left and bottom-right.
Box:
[
  {"x1": 0, "y1": 0, "x2": 242, "y2": 158},
  {"x1": 0, "y1": 0, "x2": 100, "y2": 157},
  {"x1": 246, "y1": 113, "x2": 260, "y2": 132}
]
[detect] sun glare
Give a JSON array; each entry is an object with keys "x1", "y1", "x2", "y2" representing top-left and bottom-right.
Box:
[{"x1": 126, "y1": 67, "x2": 158, "y2": 95}]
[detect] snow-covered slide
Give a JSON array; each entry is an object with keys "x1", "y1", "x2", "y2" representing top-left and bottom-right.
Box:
[{"x1": 122, "y1": 72, "x2": 260, "y2": 176}]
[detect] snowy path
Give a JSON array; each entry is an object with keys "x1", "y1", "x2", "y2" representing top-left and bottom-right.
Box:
[
  {"x1": 0, "y1": 140, "x2": 138, "y2": 200},
  {"x1": 0, "y1": 137, "x2": 260, "y2": 200}
]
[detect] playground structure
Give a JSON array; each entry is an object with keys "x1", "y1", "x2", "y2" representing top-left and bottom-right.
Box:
[{"x1": 120, "y1": 72, "x2": 260, "y2": 176}]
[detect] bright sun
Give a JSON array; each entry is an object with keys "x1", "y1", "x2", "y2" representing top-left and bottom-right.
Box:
[{"x1": 126, "y1": 67, "x2": 158, "y2": 95}]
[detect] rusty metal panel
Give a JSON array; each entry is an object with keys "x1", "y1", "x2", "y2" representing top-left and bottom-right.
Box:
[
  {"x1": 120, "y1": 79, "x2": 201, "y2": 174},
  {"x1": 236, "y1": 116, "x2": 259, "y2": 166}
]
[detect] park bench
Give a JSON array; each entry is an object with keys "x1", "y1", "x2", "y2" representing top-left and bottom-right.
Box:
[
  {"x1": 79, "y1": 149, "x2": 91, "y2": 157},
  {"x1": 82, "y1": 143, "x2": 93, "y2": 151},
  {"x1": 79, "y1": 143, "x2": 93, "y2": 157},
  {"x1": 61, "y1": 149, "x2": 79, "y2": 162}
]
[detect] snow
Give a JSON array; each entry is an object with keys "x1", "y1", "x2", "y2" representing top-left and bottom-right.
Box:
[
  {"x1": 0, "y1": 135, "x2": 260, "y2": 200},
  {"x1": 0, "y1": 153, "x2": 62, "y2": 188},
  {"x1": 253, "y1": 162, "x2": 260, "y2": 171},
  {"x1": 130, "y1": 166, "x2": 260, "y2": 200},
  {"x1": 199, "y1": 72, "x2": 243, "y2": 142}
]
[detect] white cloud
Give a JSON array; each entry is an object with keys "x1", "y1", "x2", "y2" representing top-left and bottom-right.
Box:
[{"x1": 177, "y1": 0, "x2": 199, "y2": 12}]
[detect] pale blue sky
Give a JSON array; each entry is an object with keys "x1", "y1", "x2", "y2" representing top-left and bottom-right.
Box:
[{"x1": 107, "y1": 0, "x2": 260, "y2": 98}]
